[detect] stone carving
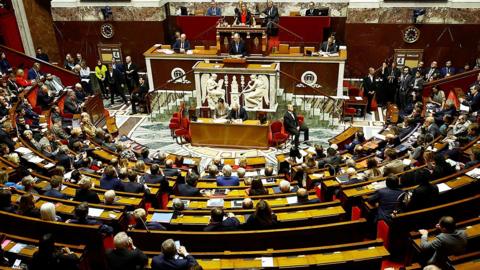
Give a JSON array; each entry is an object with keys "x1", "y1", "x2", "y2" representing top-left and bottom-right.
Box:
[{"x1": 241, "y1": 75, "x2": 270, "y2": 109}]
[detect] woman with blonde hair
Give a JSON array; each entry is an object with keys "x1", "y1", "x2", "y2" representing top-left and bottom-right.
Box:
[
  {"x1": 80, "y1": 112, "x2": 95, "y2": 137},
  {"x1": 40, "y1": 202, "x2": 62, "y2": 222}
]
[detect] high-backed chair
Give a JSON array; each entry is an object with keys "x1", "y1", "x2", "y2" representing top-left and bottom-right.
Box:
[
  {"x1": 270, "y1": 120, "x2": 289, "y2": 147},
  {"x1": 175, "y1": 117, "x2": 191, "y2": 144}
]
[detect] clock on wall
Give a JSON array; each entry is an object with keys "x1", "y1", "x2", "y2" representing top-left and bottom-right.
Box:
[
  {"x1": 403, "y1": 26, "x2": 420, "y2": 44},
  {"x1": 100, "y1": 23, "x2": 114, "y2": 39}
]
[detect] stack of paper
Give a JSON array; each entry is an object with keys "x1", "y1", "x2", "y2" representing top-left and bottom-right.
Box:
[
  {"x1": 286, "y1": 196, "x2": 298, "y2": 204},
  {"x1": 466, "y1": 168, "x2": 480, "y2": 179}
]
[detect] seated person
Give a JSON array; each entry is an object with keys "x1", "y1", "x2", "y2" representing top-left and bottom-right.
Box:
[
  {"x1": 234, "y1": 3, "x2": 252, "y2": 25},
  {"x1": 205, "y1": 164, "x2": 218, "y2": 179},
  {"x1": 242, "y1": 198, "x2": 254, "y2": 209},
  {"x1": 67, "y1": 202, "x2": 102, "y2": 225},
  {"x1": 305, "y1": 1, "x2": 320, "y2": 16},
  {"x1": 206, "y1": 0, "x2": 221, "y2": 16},
  {"x1": 216, "y1": 165, "x2": 239, "y2": 186},
  {"x1": 74, "y1": 178, "x2": 101, "y2": 204},
  {"x1": 132, "y1": 208, "x2": 166, "y2": 230},
  {"x1": 100, "y1": 166, "x2": 124, "y2": 191},
  {"x1": 320, "y1": 36, "x2": 338, "y2": 53},
  {"x1": 44, "y1": 175, "x2": 70, "y2": 199},
  {"x1": 418, "y1": 216, "x2": 467, "y2": 269},
  {"x1": 382, "y1": 148, "x2": 404, "y2": 176},
  {"x1": 227, "y1": 103, "x2": 248, "y2": 121},
  {"x1": 106, "y1": 232, "x2": 148, "y2": 270},
  {"x1": 296, "y1": 188, "x2": 319, "y2": 204},
  {"x1": 172, "y1": 33, "x2": 190, "y2": 53},
  {"x1": 247, "y1": 178, "x2": 268, "y2": 196},
  {"x1": 16, "y1": 193, "x2": 40, "y2": 218},
  {"x1": 104, "y1": 190, "x2": 117, "y2": 205},
  {"x1": 163, "y1": 159, "x2": 181, "y2": 178},
  {"x1": 204, "y1": 208, "x2": 240, "y2": 231},
  {"x1": 31, "y1": 234, "x2": 79, "y2": 270},
  {"x1": 214, "y1": 98, "x2": 229, "y2": 119},
  {"x1": 151, "y1": 239, "x2": 197, "y2": 270},
  {"x1": 142, "y1": 164, "x2": 167, "y2": 186},
  {"x1": 244, "y1": 200, "x2": 278, "y2": 229},
  {"x1": 229, "y1": 33, "x2": 247, "y2": 57},
  {"x1": 123, "y1": 169, "x2": 148, "y2": 194},
  {"x1": 37, "y1": 85, "x2": 53, "y2": 110},
  {"x1": 177, "y1": 173, "x2": 202, "y2": 196},
  {"x1": 367, "y1": 175, "x2": 403, "y2": 223}
]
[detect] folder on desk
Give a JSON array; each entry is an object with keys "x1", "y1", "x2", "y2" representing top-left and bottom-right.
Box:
[
  {"x1": 231, "y1": 200, "x2": 243, "y2": 208},
  {"x1": 335, "y1": 174, "x2": 350, "y2": 183},
  {"x1": 207, "y1": 198, "x2": 224, "y2": 207},
  {"x1": 151, "y1": 213, "x2": 174, "y2": 223},
  {"x1": 272, "y1": 186, "x2": 281, "y2": 194}
]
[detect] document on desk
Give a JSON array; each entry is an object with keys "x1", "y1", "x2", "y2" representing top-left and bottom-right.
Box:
[
  {"x1": 437, "y1": 183, "x2": 452, "y2": 193},
  {"x1": 27, "y1": 156, "x2": 44, "y2": 164},
  {"x1": 207, "y1": 198, "x2": 224, "y2": 207},
  {"x1": 355, "y1": 97, "x2": 363, "y2": 101},
  {"x1": 88, "y1": 208, "x2": 104, "y2": 217},
  {"x1": 151, "y1": 213, "x2": 174, "y2": 223},
  {"x1": 9, "y1": 243, "x2": 26, "y2": 254},
  {"x1": 286, "y1": 196, "x2": 298, "y2": 204},
  {"x1": 14, "y1": 147, "x2": 32, "y2": 155},
  {"x1": 466, "y1": 168, "x2": 480, "y2": 179},
  {"x1": 261, "y1": 257, "x2": 274, "y2": 267}
]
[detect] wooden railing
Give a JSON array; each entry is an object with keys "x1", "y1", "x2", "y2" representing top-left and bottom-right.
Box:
[
  {"x1": 423, "y1": 68, "x2": 479, "y2": 97},
  {"x1": 0, "y1": 45, "x2": 79, "y2": 87}
]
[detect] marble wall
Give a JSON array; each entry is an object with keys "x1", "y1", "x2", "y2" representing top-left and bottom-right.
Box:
[
  {"x1": 347, "y1": 7, "x2": 480, "y2": 24},
  {"x1": 51, "y1": 6, "x2": 167, "y2": 21},
  {"x1": 167, "y1": 2, "x2": 348, "y2": 17}
]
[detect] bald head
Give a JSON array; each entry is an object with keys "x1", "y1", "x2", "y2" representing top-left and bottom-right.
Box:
[
  {"x1": 242, "y1": 198, "x2": 253, "y2": 209},
  {"x1": 296, "y1": 188, "x2": 308, "y2": 201}
]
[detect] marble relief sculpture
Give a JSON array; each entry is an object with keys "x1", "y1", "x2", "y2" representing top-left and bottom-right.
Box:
[
  {"x1": 204, "y1": 74, "x2": 225, "y2": 109},
  {"x1": 241, "y1": 75, "x2": 269, "y2": 109}
]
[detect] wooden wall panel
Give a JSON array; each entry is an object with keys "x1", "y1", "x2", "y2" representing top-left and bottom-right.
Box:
[
  {"x1": 344, "y1": 24, "x2": 480, "y2": 78},
  {"x1": 53, "y1": 21, "x2": 166, "y2": 71}
]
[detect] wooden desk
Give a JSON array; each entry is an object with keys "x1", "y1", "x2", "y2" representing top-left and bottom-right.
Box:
[
  {"x1": 216, "y1": 25, "x2": 267, "y2": 55},
  {"x1": 190, "y1": 118, "x2": 270, "y2": 149},
  {"x1": 143, "y1": 46, "x2": 346, "y2": 96}
]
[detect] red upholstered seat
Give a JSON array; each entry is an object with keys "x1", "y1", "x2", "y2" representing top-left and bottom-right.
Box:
[
  {"x1": 348, "y1": 87, "x2": 362, "y2": 97},
  {"x1": 270, "y1": 120, "x2": 289, "y2": 147},
  {"x1": 297, "y1": 114, "x2": 304, "y2": 127},
  {"x1": 377, "y1": 220, "x2": 390, "y2": 249},
  {"x1": 174, "y1": 117, "x2": 191, "y2": 144}
]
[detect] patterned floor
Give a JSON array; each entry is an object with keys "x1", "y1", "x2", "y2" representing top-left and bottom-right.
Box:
[{"x1": 107, "y1": 96, "x2": 384, "y2": 170}]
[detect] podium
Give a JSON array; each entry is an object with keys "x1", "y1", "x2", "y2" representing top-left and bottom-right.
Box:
[
  {"x1": 222, "y1": 57, "x2": 247, "y2": 68},
  {"x1": 216, "y1": 25, "x2": 267, "y2": 56}
]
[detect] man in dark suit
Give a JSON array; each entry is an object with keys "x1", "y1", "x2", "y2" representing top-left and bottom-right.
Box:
[
  {"x1": 440, "y1": 60, "x2": 456, "y2": 78},
  {"x1": 55, "y1": 145, "x2": 72, "y2": 170},
  {"x1": 0, "y1": 121, "x2": 15, "y2": 152},
  {"x1": 27, "y1": 62, "x2": 42, "y2": 81},
  {"x1": 283, "y1": 104, "x2": 309, "y2": 147},
  {"x1": 461, "y1": 85, "x2": 480, "y2": 113},
  {"x1": 63, "y1": 91, "x2": 81, "y2": 114},
  {"x1": 367, "y1": 175, "x2": 403, "y2": 222},
  {"x1": 411, "y1": 61, "x2": 426, "y2": 77},
  {"x1": 384, "y1": 62, "x2": 401, "y2": 104},
  {"x1": 44, "y1": 175, "x2": 70, "y2": 199},
  {"x1": 425, "y1": 61, "x2": 440, "y2": 81},
  {"x1": 262, "y1": 1, "x2": 279, "y2": 36},
  {"x1": 125, "y1": 56, "x2": 139, "y2": 94},
  {"x1": 178, "y1": 173, "x2": 202, "y2": 196},
  {"x1": 131, "y1": 76, "x2": 148, "y2": 114},
  {"x1": 163, "y1": 159, "x2": 181, "y2": 178},
  {"x1": 204, "y1": 208, "x2": 240, "y2": 231},
  {"x1": 151, "y1": 239, "x2": 197, "y2": 270},
  {"x1": 227, "y1": 103, "x2": 248, "y2": 121},
  {"x1": 397, "y1": 66, "x2": 414, "y2": 110},
  {"x1": 35, "y1": 47, "x2": 49, "y2": 62},
  {"x1": 172, "y1": 34, "x2": 191, "y2": 53},
  {"x1": 106, "y1": 232, "x2": 148, "y2": 270},
  {"x1": 123, "y1": 170, "x2": 148, "y2": 194},
  {"x1": 229, "y1": 33, "x2": 247, "y2": 57},
  {"x1": 111, "y1": 58, "x2": 125, "y2": 74},
  {"x1": 305, "y1": 2, "x2": 320, "y2": 16},
  {"x1": 362, "y1": 67, "x2": 377, "y2": 113},
  {"x1": 319, "y1": 36, "x2": 338, "y2": 53},
  {"x1": 37, "y1": 85, "x2": 53, "y2": 110},
  {"x1": 106, "y1": 64, "x2": 128, "y2": 105}
]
